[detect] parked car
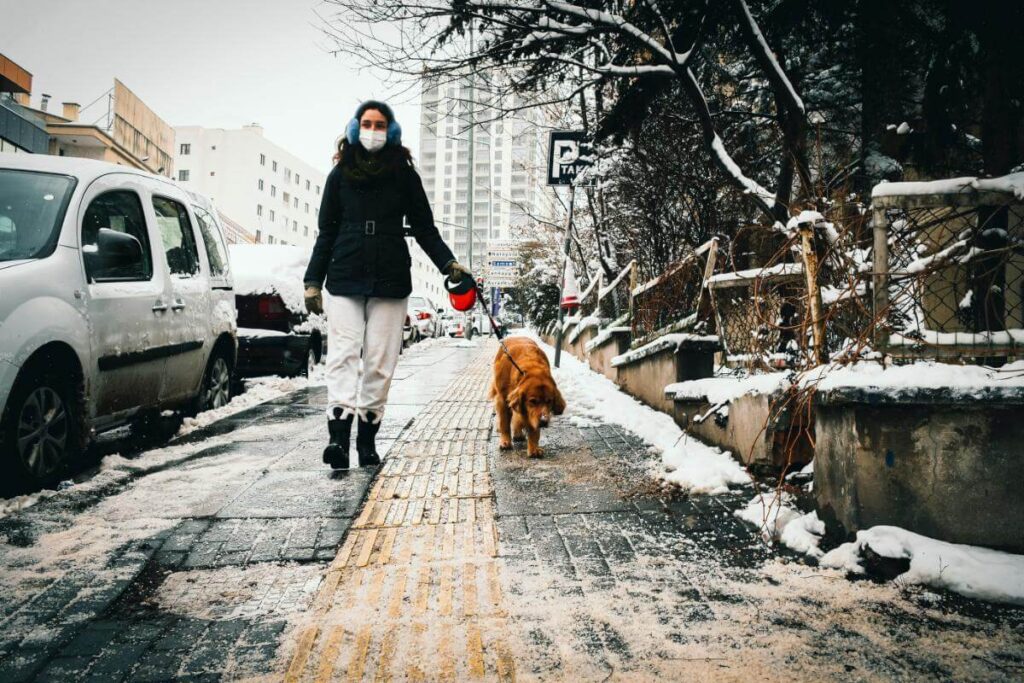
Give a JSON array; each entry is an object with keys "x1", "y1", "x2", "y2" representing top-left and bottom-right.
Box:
[
  {"x1": 0, "y1": 156, "x2": 237, "y2": 487},
  {"x1": 228, "y1": 244, "x2": 327, "y2": 379},
  {"x1": 406, "y1": 293, "x2": 441, "y2": 342},
  {"x1": 448, "y1": 311, "x2": 499, "y2": 340}
]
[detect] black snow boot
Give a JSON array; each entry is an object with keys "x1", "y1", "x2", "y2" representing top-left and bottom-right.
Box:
[
  {"x1": 323, "y1": 408, "x2": 353, "y2": 470},
  {"x1": 356, "y1": 411, "x2": 382, "y2": 467}
]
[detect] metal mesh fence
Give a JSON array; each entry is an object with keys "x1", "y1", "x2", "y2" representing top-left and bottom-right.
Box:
[
  {"x1": 877, "y1": 198, "x2": 1024, "y2": 361},
  {"x1": 631, "y1": 257, "x2": 707, "y2": 344},
  {"x1": 710, "y1": 271, "x2": 805, "y2": 370}
]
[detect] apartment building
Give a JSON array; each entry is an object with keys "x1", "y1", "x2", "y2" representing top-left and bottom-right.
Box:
[
  {"x1": 411, "y1": 75, "x2": 554, "y2": 308},
  {"x1": 174, "y1": 124, "x2": 326, "y2": 247}
]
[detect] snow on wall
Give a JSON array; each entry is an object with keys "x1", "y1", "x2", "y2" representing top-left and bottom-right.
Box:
[
  {"x1": 611, "y1": 333, "x2": 718, "y2": 368},
  {"x1": 872, "y1": 172, "x2": 1024, "y2": 200},
  {"x1": 665, "y1": 371, "x2": 792, "y2": 404},
  {"x1": 801, "y1": 360, "x2": 1024, "y2": 398}
]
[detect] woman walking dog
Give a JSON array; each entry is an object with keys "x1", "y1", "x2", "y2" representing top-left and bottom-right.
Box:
[{"x1": 303, "y1": 100, "x2": 469, "y2": 469}]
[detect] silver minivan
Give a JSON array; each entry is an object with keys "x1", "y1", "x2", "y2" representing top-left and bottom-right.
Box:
[{"x1": 0, "y1": 155, "x2": 237, "y2": 487}]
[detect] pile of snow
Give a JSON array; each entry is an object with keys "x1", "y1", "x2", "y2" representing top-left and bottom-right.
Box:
[
  {"x1": 821, "y1": 527, "x2": 1024, "y2": 606},
  {"x1": 665, "y1": 371, "x2": 791, "y2": 404},
  {"x1": 803, "y1": 360, "x2": 1024, "y2": 398},
  {"x1": 735, "y1": 491, "x2": 825, "y2": 558},
  {"x1": 522, "y1": 332, "x2": 750, "y2": 494},
  {"x1": 177, "y1": 369, "x2": 326, "y2": 436},
  {"x1": 228, "y1": 244, "x2": 310, "y2": 313}
]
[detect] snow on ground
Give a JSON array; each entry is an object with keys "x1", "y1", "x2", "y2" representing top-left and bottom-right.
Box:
[
  {"x1": 520, "y1": 331, "x2": 750, "y2": 494},
  {"x1": 821, "y1": 526, "x2": 1024, "y2": 606},
  {"x1": 177, "y1": 367, "x2": 326, "y2": 436},
  {"x1": 735, "y1": 490, "x2": 825, "y2": 558}
]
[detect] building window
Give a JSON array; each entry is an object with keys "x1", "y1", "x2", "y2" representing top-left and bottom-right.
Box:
[
  {"x1": 304, "y1": 202, "x2": 309, "y2": 213},
  {"x1": 285, "y1": 168, "x2": 291, "y2": 182},
  {"x1": 315, "y1": 184, "x2": 320, "y2": 195},
  {"x1": 210, "y1": 145, "x2": 216, "y2": 151},
  {"x1": 178, "y1": 170, "x2": 190, "y2": 181},
  {"x1": 258, "y1": 179, "x2": 264, "y2": 191},
  {"x1": 272, "y1": 161, "x2": 278, "y2": 172},
  {"x1": 295, "y1": 173, "x2": 300, "y2": 185},
  {"x1": 210, "y1": 171, "x2": 215, "y2": 176},
  {"x1": 260, "y1": 153, "x2": 266, "y2": 165},
  {"x1": 283, "y1": 191, "x2": 290, "y2": 204},
  {"x1": 255, "y1": 229, "x2": 262, "y2": 242},
  {"x1": 304, "y1": 225, "x2": 309, "y2": 236},
  {"x1": 306, "y1": 179, "x2": 311, "y2": 191},
  {"x1": 268, "y1": 235, "x2": 275, "y2": 244},
  {"x1": 293, "y1": 197, "x2": 298, "y2": 208},
  {"x1": 270, "y1": 209, "x2": 275, "y2": 221},
  {"x1": 293, "y1": 220, "x2": 298, "y2": 231},
  {"x1": 179, "y1": 143, "x2": 191, "y2": 155},
  {"x1": 271, "y1": 185, "x2": 276, "y2": 197},
  {"x1": 257, "y1": 204, "x2": 263, "y2": 216}
]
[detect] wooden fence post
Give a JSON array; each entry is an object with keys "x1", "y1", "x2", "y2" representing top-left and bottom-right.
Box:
[{"x1": 799, "y1": 220, "x2": 826, "y2": 365}]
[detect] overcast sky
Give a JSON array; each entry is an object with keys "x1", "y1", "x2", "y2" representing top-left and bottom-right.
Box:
[{"x1": 2, "y1": 0, "x2": 420, "y2": 175}]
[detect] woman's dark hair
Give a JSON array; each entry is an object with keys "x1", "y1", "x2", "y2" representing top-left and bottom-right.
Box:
[{"x1": 336, "y1": 102, "x2": 414, "y2": 173}]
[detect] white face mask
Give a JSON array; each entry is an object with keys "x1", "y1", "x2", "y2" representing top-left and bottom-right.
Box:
[{"x1": 359, "y1": 128, "x2": 387, "y2": 152}]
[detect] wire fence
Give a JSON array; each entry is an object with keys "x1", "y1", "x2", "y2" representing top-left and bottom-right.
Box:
[
  {"x1": 873, "y1": 195, "x2": 1024, "y2": 362},
  {"x1": 629, "y1": 239, "x2": 718, "y2": 347}
]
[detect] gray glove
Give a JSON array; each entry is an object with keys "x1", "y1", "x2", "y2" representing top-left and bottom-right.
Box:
[{"x1": 447, "y1": 260, "x2": 472, "y2": 283}]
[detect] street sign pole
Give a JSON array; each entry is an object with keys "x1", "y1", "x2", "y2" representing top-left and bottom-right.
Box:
[{"x1": 553, "y1": 183, "x2": 576, "y2": 368}]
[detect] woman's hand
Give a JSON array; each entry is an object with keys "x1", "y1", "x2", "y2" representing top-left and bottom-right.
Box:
[
  {"x1": 304, "y1": 286, "x2": 323, "y2": 315},
  {"x1": 446, "y1": 261, "x2": 472, "y2": 283}
]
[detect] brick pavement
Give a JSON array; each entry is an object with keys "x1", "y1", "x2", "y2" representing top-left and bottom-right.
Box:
[
  {"x1": 280, "y1": 340, "x2": 1024, "y2": 682},
  {"x1": 3, "y1": 338, "x2": 1023, "y2": 681}
]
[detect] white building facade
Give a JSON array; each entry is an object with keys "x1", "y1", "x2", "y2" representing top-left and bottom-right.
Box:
[
  {"x1": 410, "y1": 76, "x2": 554, "y2": 309},
  {"x1": 173, "y1": 124, "x2": 327, "y2": 247}
]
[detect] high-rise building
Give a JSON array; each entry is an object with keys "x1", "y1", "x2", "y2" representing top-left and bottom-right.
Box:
[
  {"x1": 411, "y1": 75, "x2": 554, "y2": 308},
  {"x1": 174, "y1": 124, "x2": 327, "y2": 247}
]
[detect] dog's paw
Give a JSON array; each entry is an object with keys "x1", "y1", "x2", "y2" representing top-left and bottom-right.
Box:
[
  {"x1": 527, "y1": 447, "x2": 545, "y2": 458},
  {"x1": 499, "y1": 438, "x2": 513, "y2": 450}
]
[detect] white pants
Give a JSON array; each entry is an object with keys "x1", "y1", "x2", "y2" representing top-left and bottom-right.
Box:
[{"x1": 324, "y1": 293, "x2": 408, "y2": 420}]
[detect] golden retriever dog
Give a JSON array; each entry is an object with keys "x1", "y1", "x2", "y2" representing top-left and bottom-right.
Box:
[{"x1": 489, "y1": 337, "x2": 566, "y2": 457}]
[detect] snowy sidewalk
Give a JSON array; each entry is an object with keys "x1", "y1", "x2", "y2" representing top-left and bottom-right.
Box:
[{"x1": 279, "y1": 339, "x2": 1024, "y2": 682}]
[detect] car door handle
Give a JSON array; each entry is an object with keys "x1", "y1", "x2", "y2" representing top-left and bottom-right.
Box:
[
  {"x1": 171, "y1": 299, "x2": 186, "y2": 311},
  {"x1": 152, "y1": 300, "x2": 169, "y2": 312}
]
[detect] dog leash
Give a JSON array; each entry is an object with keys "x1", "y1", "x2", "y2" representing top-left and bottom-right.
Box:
[{"x1": 471, "y1": 281, "x2": 526, "y2": 376}]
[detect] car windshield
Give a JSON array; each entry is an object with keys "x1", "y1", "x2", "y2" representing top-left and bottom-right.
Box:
[
  {"x1": 408, "y1": 296, "x2": 428, "y2": 309},
  {"x1": 0, "y1": 169, "x2": 76, "y2": 262}
]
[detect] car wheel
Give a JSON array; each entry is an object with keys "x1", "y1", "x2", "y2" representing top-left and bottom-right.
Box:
[
  {"x1": 197, "y1": 350, "x2": 232, "y2": 412},
  {"x1": 465, "y1": 325, "x2": 475, "y2": 341},
  {"x1": 1, "y1": 365, "x2": 83, "y2": 488}
]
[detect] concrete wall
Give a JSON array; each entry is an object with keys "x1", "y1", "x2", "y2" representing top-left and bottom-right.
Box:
[
  {"x1": 587, "y1": 331, "x2": 629, "y2": 382},
  {"x1": 569, "y1": 325, "x2": 597, "y2": 361},
  {"x1": 814, "y1": 392, "x2": 1024, "y2": 553},
  {"x1": 672, "y1": 392, "x2": 813, "y2": 471},
  {"x1": 615, "y1": 343, "x2": 716, "y2": 414}
]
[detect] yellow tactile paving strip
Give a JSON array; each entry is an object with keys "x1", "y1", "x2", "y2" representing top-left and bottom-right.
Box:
[{"x1": 283, "y1": 345, "x2": 516, "y2": 682}]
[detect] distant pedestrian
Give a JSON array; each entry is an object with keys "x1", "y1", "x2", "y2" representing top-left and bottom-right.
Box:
[{"x1": 303, "y1": 100, "x2": 470, "y2": 470}]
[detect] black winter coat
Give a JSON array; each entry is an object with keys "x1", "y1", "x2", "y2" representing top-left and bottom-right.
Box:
[{"x1": 303, "y1": 160, "x2": 455, "y2": 299}]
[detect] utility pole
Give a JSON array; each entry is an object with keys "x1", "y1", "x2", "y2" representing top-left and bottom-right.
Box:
[
  {"x1": 553, "y1": 184, "x2": 576, "y2": 368},
  {"x1": 466, "y1": 23, "x2": 476, "y2": 274}
]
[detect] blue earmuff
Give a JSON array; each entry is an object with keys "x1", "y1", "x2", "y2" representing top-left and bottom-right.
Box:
[{"x1": 345, "y1": 101, "x2": 402, "y2": 147}]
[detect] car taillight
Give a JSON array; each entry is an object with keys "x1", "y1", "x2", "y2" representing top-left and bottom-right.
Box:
[
  {"x1": 258, "y1": 294, "x2": 287, "y2": 320},
  {"x1": 416, "y1": 311, "x2": 431, "y2": 320}
]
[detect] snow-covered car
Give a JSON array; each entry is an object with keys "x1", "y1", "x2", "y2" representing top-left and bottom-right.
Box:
[
  {"x1": 0, "y1": 156, "x2": 237, "y2": 488},
  {"x1": 228, "y1": 244, "x2": 326, "y2": 378},
  {"x1": 406, "y1": 293, "x2": 441, "y2": 342}
]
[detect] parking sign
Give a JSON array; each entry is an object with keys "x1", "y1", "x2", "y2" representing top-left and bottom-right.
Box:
[{"x1": 547, "y1": 131, "x2": 592, "y2": 186}]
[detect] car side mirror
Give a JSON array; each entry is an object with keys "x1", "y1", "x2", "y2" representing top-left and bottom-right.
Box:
[{"x1": 84, "y1": 228, "x2": 144, "y2": 278}]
